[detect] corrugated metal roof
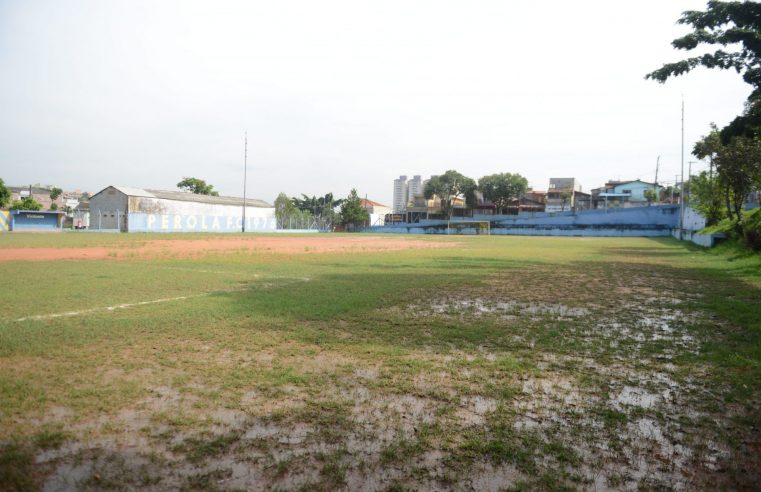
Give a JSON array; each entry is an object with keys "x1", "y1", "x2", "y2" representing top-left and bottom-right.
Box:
[
  {"x1": 145, "y1": 189, "x2": 271, "y2": 208},
  {"x1": 113, "y1": 186, "x2": 156, "y2": 198},
  {"x1": 93, "y1": 186, "x2": 272, "y2": 208}
]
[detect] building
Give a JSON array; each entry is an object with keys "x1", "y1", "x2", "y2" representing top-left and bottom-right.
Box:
[
  {"x1": 72, "y1": 201, "x2": 90, "y2": 229},
  {"x1": 407, "y1": 175, "x2": 425, "y2": 204},
  {"x1": 393, "y1": 176, "x2": 408, "y2": 213},
  {"x1": 593, "y1": 180, "x2": 663, "y2": 209},
  {"x1": 393, "y1": 175, "x2": 429, "y2": 213},
  {"x1": 10, "y1": 185, "x2": 62, "y2": 210},
  {"x1": 88, "y1": 186, "x2": 276, "y2": 232},
  {"x1": 9, "y1": 210, "x2": 65, "y2": 231},
  {"x1": 545, "y1": 178, "x2": 585, "y2": 213},
  {"x1": 360, "y1": 198, "x2": 392, "y2": 226}
]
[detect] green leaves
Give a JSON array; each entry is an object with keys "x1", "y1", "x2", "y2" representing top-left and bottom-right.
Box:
[
  {"x1": 339, "y1": 188, "x2": 369, "y2": 228},
  {"x1": 478, "y1": 173, "x2": 529, "y2": 214},
  {"x1": 176, "y1": 177, "x2": 219, "y2": 196}
]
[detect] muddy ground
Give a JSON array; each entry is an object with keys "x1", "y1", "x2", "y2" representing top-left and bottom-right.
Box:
[{"x1": 2, "y1": 242, "x2": 760, "y2": 491}]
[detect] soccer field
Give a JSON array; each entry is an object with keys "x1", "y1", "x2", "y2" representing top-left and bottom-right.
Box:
[{"x1": 1, "y1": 234, "x2": 760, "y2": 490}]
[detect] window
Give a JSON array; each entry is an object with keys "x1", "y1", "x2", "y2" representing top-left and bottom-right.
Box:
[{"x1": 622, "y1": 189, "x2": 631, "y2": 194}]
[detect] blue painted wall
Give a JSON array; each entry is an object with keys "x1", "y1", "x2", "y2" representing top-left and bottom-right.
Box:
[
  {"x1": 128, "y1": 212, "x2": 277, "y2": 232},
  {"x1": 11, "y1": 211, "x2": 63, "y2": 230},
  {"x1": 366, "y1": 205, "x2": 680, "y2": 236}
]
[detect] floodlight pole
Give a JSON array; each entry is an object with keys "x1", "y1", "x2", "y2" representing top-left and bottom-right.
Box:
[
  {"x1": 680, "y1": 96, "x2": 685, "y2": 239},
  {"x1": 242, "y1": 131, "x2": 248, "y2": 233}
]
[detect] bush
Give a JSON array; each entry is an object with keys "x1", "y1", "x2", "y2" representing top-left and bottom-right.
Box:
[{"x1": 743, "y1": 208, "x2": 761, "y2": 251}]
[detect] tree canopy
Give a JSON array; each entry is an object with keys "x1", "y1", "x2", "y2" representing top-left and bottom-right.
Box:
[
  {"x1": 339, "y1": 189, "x2": 369, "y2": 229},
  {"x1": 0, "y1": 178, "x2": 10, "y2": 208},
  {"x1": 10, "y1": 197, "x2": 42, "y2": 211},
  {"x1": 49, "y1": 187, "x2": 62, "y2": 201},
  {"x1": 424, "y1": 170, "x2": 477, "y2": 219},
  {"x1": 177, "y1": 177, "x2": 219, "y2": 196},
  {"x1": 478, "y1": 173, "x2": 528, "y2": 214},
  {"x1": 292, "y1": 193, "x2": 343, "y2": 219},
  {"x1": 647, "y1": 1, "x2": 761, "y2": 140}
]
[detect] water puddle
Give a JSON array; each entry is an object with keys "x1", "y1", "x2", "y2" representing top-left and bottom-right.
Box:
[
  {"x1": 613, "y1": 386, "x2": 660, "y2": 409},
  {"x1": 414, "y1": 298, "x2": 589, "y2": 319}
]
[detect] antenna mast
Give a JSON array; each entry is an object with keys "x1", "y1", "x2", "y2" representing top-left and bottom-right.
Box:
[{"x1": 242, "y1": 131, "x2": 248, "y2": 233}]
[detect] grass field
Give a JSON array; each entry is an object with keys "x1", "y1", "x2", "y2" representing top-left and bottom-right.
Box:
[{"x1": 1, "y1": 233, "x2": 760, "y2": 491}]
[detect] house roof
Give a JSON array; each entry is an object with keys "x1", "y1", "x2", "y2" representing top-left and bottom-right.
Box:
[
  {"x1": 360, "y1": 198, "x2": 390, "y2": 208},
  {"x1": 93, "y1": 186, "x2": 272, "y2": 208},
  {"x1": 606, "y1": 179, "x2": 659, "y2": 188}
]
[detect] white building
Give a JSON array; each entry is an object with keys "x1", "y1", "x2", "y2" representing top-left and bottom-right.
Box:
[
  {"x1": 88, "y1": 186, "x2": 275, "y2": 232},
  {"x1": 393, "y1": 176, "x2": 408, "y2": 213},
  {"x1": 393, "y1": 174, "x2": 429, "y2": 213},
  {"x1": 360, "y1": 198, "x2": 392, "y2": 226},
  {"x1": 407, "y1": 175, "x2": 425, "y2": 204}
]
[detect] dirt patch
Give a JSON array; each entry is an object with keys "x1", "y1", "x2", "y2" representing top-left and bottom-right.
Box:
[{"x1": 0, "y1": 236, "x2": 453, "y2": 262}]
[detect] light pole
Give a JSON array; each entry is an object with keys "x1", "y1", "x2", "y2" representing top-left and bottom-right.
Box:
[{"x1": 242, "y1": 131, "x2": 247, "y2": 233}]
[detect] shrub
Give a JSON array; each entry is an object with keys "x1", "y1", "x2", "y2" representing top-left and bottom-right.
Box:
[{"x1": 743, "y1": 208, "x2": 761, "y2": 251}]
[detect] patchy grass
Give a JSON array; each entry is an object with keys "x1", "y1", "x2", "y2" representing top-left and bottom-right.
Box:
[{"x1": 0, "y1": 234, "x2": 760, "y2": 490}]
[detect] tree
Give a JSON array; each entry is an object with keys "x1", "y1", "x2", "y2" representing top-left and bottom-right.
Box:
[
  {"x1": 49, "y1": 187, "x2": 62, "y2": 201},
  {"x1": 714, "y1": 136, "x2": 761, "y2": 226},
  {"x1": 692, "y1": 125, "x2": 727, "y2": 224},
  {"x1": 424, "y1": 170, "x2": 477, "y2": 219},
  {"x1": 274, "y1": 192, "x2": 297, "y2": 229},
  {"x1": 690, "y1": 171, "x2": 726, "y2": 225},
  {"x1": 643, "y1": 188, "x2": 658, "y2": 204},
  {"x1": 0, "y1": 178, "x2": 10, "y2": 208},
  {"x1": 478, "y1": 173, "x2": 528, "y2": 214},
  {"x1": 339, "y1": 189, "x2": 369, "y2": 230},
  {"x1": 291, "y1": 193, "x2": 343, "y2": 222},
  {"x1": 559, "y1": 192, "x2": 572, "y2": 212},
  {"x1": 646, "y1": 1, "x2": 761, "y2": 140},
  {"x1": 49, "y1": 203, "x2": 58, "y2": 211},
  {"x1": 10, "y1": 197, "x2": 42, "y2": 211},
  {"x1": 177, "y1": 177, "x2": 219, "y2": 196}
]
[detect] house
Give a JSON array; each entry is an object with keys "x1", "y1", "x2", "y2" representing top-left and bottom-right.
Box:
[
  {"x1": 360, "y1": 198, "x2": 392, "y2": 226},
  {"x1": 10, "y1": 185, "x2": 62, "y2": 210},
  {"x1": 593, "y1": 180, "x2": 663, "y2": 208},
  {"x1": 545, "y1": 178, "x2": 585, "y2": 213}
]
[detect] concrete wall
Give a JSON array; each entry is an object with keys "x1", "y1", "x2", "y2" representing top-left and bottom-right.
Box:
[
  {"x1": 0, "y1": 211, "x2": 9, "y2": 232},
  {"x1": 11, "y1": 211, "x2": 63, "y2": 230},
  {"x1": 672, "y1": 228, "x2": 725, "y2": 247},
  {"x1": 681, "y1": 206, "x2": 706, "y2": 231},
  {"x1": 367, "y1": 205, "x2": 680, "y2": 237},
  {"x1": 127, "y1": 198, "x2": 275, "y2": 232}
]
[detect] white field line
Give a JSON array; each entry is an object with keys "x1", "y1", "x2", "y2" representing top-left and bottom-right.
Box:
[
  {"x1": 13, "y1": 277, "x2": 311, "y2": 322},
  {"x1": 15, "y1": 293, "x2": 209, "y2": 322},
  {"x1": 153, "y1": 266, "x2": 261, "y2": 276}
]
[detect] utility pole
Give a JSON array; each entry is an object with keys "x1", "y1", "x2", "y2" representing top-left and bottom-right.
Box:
[
  {"x1": 654, "y1": 155, "x2": 660, "y2": 205},
  {"x1": 680, "y1": 96, "x2": 685, "y2": 238},
  {"x1": 674, "y1": 174, "x2": 679, "y2": 205},
  {"x1": 687, "y1": 161, "x2": 696, "y2": 205},
  {"x1": 242, "y1": 131, "x2": 248, "y2": 233}
]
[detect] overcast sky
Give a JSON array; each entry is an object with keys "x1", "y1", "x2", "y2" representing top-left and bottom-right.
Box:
[{"x1": 0, "y1": 0, "x2": 751, "y2": 205}]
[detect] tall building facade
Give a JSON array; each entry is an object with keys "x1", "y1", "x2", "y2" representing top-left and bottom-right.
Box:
[
  {"x1": 393, "y1": 176, "x2": 408, "y2": 213},
  {"x1": 407, "y1": 175, "x2": 424, "y2": 204}
]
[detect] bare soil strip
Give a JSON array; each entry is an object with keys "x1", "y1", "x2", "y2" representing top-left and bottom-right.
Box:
[{"x1": 0, "y1": 236, "x2": 451, "y2": 262}]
